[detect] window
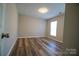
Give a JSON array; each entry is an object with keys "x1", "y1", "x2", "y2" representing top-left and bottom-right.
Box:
[{"x1": 50, "y1": 21, "x2": 57, "y2": 37}]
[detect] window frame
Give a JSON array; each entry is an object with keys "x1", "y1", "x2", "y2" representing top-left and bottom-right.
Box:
[{"x1": 50, "y1": 20, "x2": 57, "y2": 37}]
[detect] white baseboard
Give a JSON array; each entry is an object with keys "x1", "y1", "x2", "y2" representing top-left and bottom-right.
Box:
[
  {"x1": 18, "y1": 36, "x2": 63, "y2": 43},
  {"x1": 18, "y1": 36, "x2": 45, "y2": 38},
  {"x1": 7, "y1": 38, "x2": 17, "y2": 56},
  {"x1": 46, "y1": 36, "x2": 63, "y2": 43}
]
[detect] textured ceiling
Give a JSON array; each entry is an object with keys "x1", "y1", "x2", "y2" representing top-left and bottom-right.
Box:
[{"x1": 16, "y1": 3, "x2": 65, "y2": 20}]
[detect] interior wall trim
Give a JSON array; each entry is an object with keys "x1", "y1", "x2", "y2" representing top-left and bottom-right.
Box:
[
  {"x1": 18, "y1": 36, "x2": 46, "y2": 38},
  {"x1": 46, "y1": 36, "x2": 63, "y2": 43},
  {"x1": 7, "y1": 38, "x2": 17, "y2": 56}
]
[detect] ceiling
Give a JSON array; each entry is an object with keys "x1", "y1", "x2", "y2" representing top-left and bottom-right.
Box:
[{"x1": 16, "y1": 3, "x2": 65, "y2": 20}]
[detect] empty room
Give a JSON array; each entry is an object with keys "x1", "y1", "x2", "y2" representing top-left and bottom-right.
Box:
[
  {"x1": 13, "y1": 3, "x2": 65, "y2": 56},
  {"x1": 0, "y1": 3, "x2": 79, "y2": 56}
]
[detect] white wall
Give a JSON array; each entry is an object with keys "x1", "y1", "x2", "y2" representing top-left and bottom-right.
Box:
[
  {"x1": 2, "y1": 4, "x2": 18, "y2": 56},
  {"x1": 18, "y1": 16, "x2": 46, "y2": 38},
  {"x1": 63, "y1": 4, "x2": 79, "y2": 55},
  {"x1": 46, "y1": 14, "x2": 64, "y2": 43}
]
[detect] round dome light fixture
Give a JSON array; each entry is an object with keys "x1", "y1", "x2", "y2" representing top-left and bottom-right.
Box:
[{"x1": 38, "y1": 7, "x2": 48, "y2": 13}]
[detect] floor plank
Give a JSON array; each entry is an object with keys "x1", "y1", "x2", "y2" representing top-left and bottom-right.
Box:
[{"x1": 10, "y1": 37, "x2": 63, "y2": 56}]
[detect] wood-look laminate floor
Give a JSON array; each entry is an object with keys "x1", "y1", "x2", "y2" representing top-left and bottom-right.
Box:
[{"x1": 10, "y1": 37, "x2": 63, "y2": 56}]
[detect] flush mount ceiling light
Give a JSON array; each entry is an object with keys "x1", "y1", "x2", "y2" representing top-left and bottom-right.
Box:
[{"x1": 38, "y1": 7, "x2": 48, "y2": 13}]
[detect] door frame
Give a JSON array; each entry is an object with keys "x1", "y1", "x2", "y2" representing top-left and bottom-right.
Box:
[{"x1": 0, "y1": 3, "x2": 6, "y2": 56}]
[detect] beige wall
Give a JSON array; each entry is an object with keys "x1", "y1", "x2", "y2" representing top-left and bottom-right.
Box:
[
  {"x1": 46, "y1": 14, "x2": 64, "y2": 43},
  {"x1": 63, "y1": 4, "x2": 79, "y2": 55},
  {"x1": 2, "y1": 4, "x2": 18, "y2": 56},
  {"x1": 56, "y1": 15, "x2": 64, "y2": 43},
  {"x1": 18, "y1": 16, "x2": 46, "y2": 38}
]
